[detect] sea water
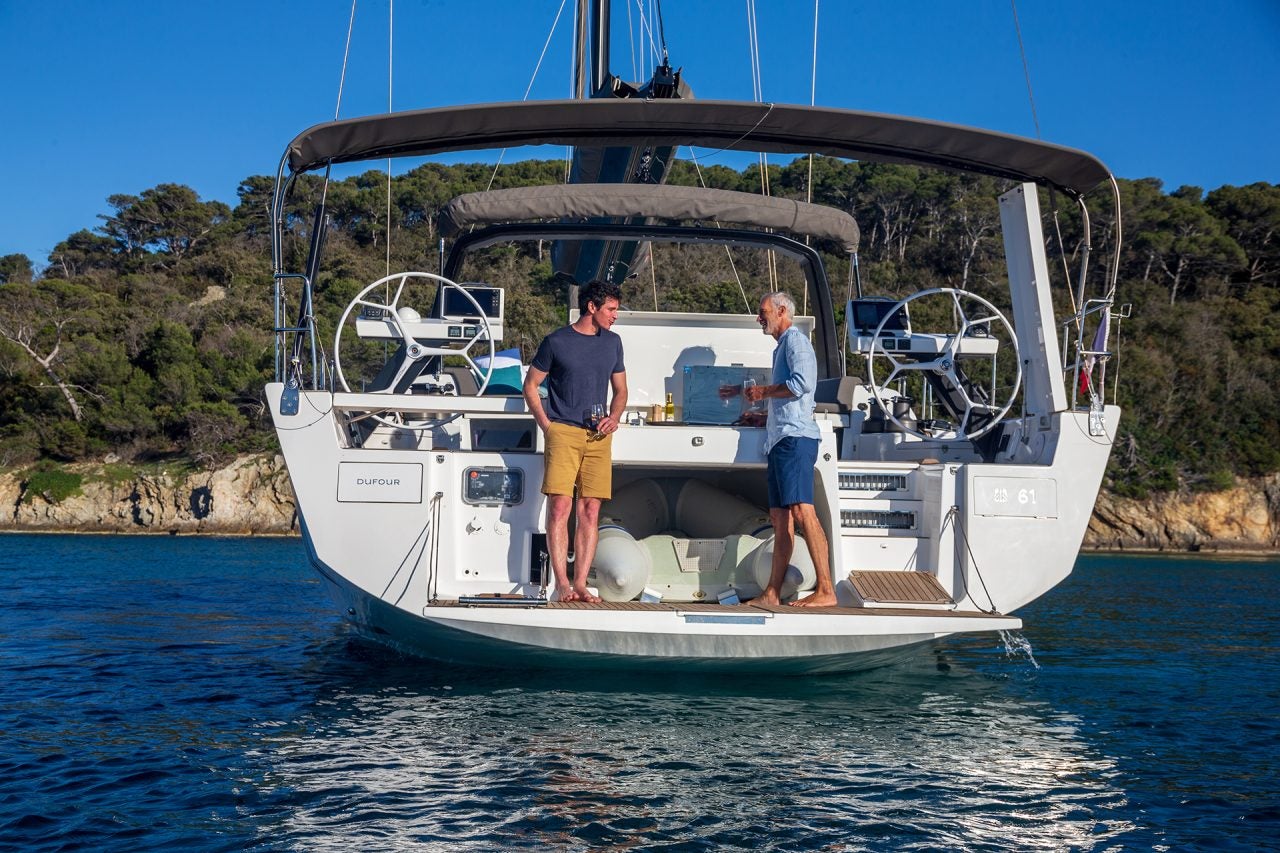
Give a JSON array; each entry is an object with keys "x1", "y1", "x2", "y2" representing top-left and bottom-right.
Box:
[{"x1": 1, "y1": 534, "x2": 1277, "y2": 851}]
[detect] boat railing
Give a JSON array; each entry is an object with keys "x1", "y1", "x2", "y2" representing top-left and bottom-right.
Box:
[
  {"x1": 272, "y1": 271, "x2": 322, "y2": 389},
  {"x1": 1061, "y1": 297, "x2": 1116, "y2": 410}
]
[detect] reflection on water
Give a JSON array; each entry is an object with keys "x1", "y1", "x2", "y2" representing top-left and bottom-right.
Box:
[
  {"x1": 253, "y1": 638, "x2": 1132, "y2": 851},
  {"x1": 1, "y1": 536, "x2": 1276, "y2": 851}
]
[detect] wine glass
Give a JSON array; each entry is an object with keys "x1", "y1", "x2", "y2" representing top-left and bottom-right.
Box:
[{"x1": 588, "y1": 402, "x2": 607, "y2": 438}]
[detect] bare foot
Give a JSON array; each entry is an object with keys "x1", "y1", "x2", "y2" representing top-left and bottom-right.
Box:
[
  {"x1": 574, "y1": 587, "x2": 602, "y2": 603},
  {"x1": 557, "y1": 589, "x2": 582, "y2": 603},
  {"x1": 790, "y1": 592, "x2": 838, "y2": 607},
  {"x1": 749, "y1": 591, "x2": 781, "y2": 606}
]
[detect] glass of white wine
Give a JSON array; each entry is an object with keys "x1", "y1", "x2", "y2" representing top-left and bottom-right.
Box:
[{"x1": 588, "y1": 402, "x2": 607, "y2": 438}]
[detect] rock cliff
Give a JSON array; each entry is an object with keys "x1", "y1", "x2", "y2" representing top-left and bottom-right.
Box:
[
  {"x1": 2, "y1": 456, "x2": 1277, "y2": 551},
  {"x1": 0, "y1": 455, "x2": 297, "y2": 535},
  {"x1": 1085, "y1": 473, "x2": 1280, "y2": 553}
]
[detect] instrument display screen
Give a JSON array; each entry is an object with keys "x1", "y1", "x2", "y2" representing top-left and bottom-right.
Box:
[
  {"x1": 463, "y1": 467, "x2": 524, "y2": 506},
  {"x1": 849, "y1": 298, "x2": 910, "y2": 335},
  {"x1": 439, "y1": 285, "x2": 502, "y2": 320}
]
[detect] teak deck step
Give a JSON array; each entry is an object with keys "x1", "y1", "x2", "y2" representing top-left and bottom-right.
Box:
[
  {"x1": 848, "y1": 570, "x2": 953, "y2": 605},
  {"x1": 430, "y1": 598, "x2": 1012, "y2": 620}
]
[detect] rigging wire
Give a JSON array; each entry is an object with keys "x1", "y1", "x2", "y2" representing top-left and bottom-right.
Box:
[
  {"x1": 804, "y1": 0, "x2": 819, "y2": 317},
  {"x1": 1010, "y1": 0, "x2": 1042, "y2": 139},
  {"x1": 635, "y1": 0, "x2": 663, "y2": 65},
  {"x1": 290, "y1": 0, "x2": 359, "y2": 392},
  {"x1": 683, "y1": 150, "x2": 752, "y2": 314},
  {"x1": 385, "y1": 0, "x2": 394, "y2": 277},
  {"x1": 564, "y1": 0, "x2": 580, "y2": 182},
  {"x1": 1049, "y1": 193, "x2": 1075, "y2": 310},
  {"x1": 1009, "y1": 0, "x2": 1125, "y2": 408},
  {"x1": 745, "y1": 0, "x2": 777, "y2": 290},
  {"x1": 334, "y1": 2, "x2": 357, "y2": 121},
  {"x1": 318, "y1": 0, "x2": 360, "y2": 222},
  {"x1": 652, "y1": 0, "x2": 669, "y2": 60},
  {"x1": 639, "y1": 0, "x2": 670, "y2": 299},
  {"x1": 649, "y1": 246, "x2": 659, "y2": 310},
  {"x1": 486, "y1": 0, "x2": 571, "y2": 192},
  {"x1": 625, "y1": 0, "x2": 637, "y2": 80},
  {"x1": 677, "y1": 102, "x2": 783, "y2": 315}
]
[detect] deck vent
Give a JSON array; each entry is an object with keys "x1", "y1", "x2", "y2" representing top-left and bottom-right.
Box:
[
  {"x1": 839, "y1": 473, "x2": 908, "y2": 492},
  {"x1": 840, "y1": 509, "x2": 916, "y2": 530}
]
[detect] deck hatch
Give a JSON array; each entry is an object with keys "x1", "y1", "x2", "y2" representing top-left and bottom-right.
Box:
[
  {"x1": 839, "y1": 473, "x2": 908, "y2": 492},
  {"x1": 840, "y1": 509, "x2": 916, "y2": 530}
]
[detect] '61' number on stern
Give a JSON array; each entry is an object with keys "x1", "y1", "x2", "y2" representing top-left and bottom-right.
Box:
[{"x1": 974, "y1": 477, "x2": 1058, "y2": 518}]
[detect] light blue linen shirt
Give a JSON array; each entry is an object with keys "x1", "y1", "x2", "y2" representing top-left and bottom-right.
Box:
[{"x1": 765, "y1": 325, "x2": 821, "y2": 453}]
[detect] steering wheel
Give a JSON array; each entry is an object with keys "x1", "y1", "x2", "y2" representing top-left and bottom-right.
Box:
[
  {"x1": 865, "y1": 288, "x2": 1021, "y2": 441},
  {"x1": 333, "y1": 272, "x2": 494, "y2": 396}
]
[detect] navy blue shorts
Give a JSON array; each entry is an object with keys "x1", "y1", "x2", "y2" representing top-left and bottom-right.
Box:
[{"x1": 767, "y1": 436, "x2": 818, "y2": 508}]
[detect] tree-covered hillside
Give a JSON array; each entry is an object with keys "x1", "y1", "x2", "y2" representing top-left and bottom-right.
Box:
[{"x1": 1, "y1": 160, "x2": 1276, "y2": 498}]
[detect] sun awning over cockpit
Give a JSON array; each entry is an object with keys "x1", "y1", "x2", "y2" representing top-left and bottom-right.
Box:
[
  {"x1": 284, "y1": 99, "x2": 1113, "y2": 197},
  {"x1": 437, "y1": 183, "x2": 860, "y2": 253}
]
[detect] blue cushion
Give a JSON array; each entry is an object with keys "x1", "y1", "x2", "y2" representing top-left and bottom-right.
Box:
[{"x1": 483, "y1": 364, "x2": 524, "y2": 395}]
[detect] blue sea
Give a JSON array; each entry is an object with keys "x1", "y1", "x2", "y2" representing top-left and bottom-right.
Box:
[{"x1": 1, "y1": 534, "x2": 1277, "y2": 851}]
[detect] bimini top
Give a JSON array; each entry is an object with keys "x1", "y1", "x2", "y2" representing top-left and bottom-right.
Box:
[
  {"x1": 437, "y1": 183, "x2": 861, "y2": 253},
  {"x1": 284, "y1": 99, "x2": 1113, "y2": 198}
]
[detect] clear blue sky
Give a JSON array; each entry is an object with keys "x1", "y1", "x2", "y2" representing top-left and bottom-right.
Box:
[{"x1": 2, "y1": 0, "x2": 1277, "y2": 268}]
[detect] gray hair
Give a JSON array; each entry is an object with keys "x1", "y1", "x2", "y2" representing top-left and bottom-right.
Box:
[{"x1": 764, "y1": 291, "x2": 795, "y2": 316}]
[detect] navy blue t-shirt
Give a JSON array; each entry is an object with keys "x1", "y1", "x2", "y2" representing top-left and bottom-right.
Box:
[{"x1": 531, "y1": 325, "x2": 625, "y2": 428}]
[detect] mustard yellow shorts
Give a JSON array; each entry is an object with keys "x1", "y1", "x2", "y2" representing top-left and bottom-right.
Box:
[{"x1": 543, "y1": 422, "x2": 613, "y2": 499}]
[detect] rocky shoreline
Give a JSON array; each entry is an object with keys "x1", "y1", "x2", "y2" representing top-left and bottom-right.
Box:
[
  {"x1": 2, "y1": 456, "x2": 1278, "y2": 553},
  {"x1": 0, "y1": 455, "x2": 298, "y2": 537},
  {"x1": 1087, "y1": 474, "x2": 1280, "y2": 553}
]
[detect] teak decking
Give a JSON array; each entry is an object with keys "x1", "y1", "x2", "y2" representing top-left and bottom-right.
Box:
[
  {"x1": 848, "y1": 570, "x2": 953, "y2": 605},
  {"x1": 434, "y1": 598, "x2": 1013, "y2": 621}
]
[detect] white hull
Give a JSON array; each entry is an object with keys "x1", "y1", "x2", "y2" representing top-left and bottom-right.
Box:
[
  {"x1": 307, "y1": 539, "x2": 1018, "y2": 674},
  {"x1": 271, "y1": 377, "x2": 1116, "y2": 673}
]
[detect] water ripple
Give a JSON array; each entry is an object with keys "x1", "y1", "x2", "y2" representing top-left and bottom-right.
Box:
[{"x1": 1, "y1": 537, "x2": 1278, "y2": 850}]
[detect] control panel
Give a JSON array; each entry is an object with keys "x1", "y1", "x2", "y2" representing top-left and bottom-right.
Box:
[
  {"x1": 355, "y1": 312, "x2": 500, "y2": 343},
  {"x1": 846, "y1": 297, "x2": 998, "y2": 358},
  {"x1": 462, "y1": 467, "x2": 525, "y2": 506},
  {"x1": 355, "y1": 284, "x2": 505, "y2": 342},
  {"x1": 849, "y1": 331, "x2": 999, "y2": 358}
]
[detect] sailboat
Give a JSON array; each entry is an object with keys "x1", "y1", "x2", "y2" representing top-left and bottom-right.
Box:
[{"x1": 265, "y1": 1, "x2": 1121, "y2": 673}]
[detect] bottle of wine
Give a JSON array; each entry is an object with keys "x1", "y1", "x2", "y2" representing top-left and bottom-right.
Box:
[{"x1": 664, "y1": 392, "x2": 675, "y2": 421}]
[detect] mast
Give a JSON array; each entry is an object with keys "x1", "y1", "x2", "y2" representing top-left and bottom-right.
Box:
[
  {"x1": 591, "y1": 0, "x2": 611, "y2": 96},
  {"x1": 573, "y1": 0, "x2": 611, "y2": 100},
  {"x1": 559, "y1": 0, "x2": 689, "y2": 286}
]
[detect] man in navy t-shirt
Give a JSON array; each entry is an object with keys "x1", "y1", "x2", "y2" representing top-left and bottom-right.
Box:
[{"x1": 523, "y1": 280, "x2": 628, "y2": 603}]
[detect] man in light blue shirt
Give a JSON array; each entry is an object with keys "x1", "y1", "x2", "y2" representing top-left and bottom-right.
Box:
[{"x1": 737, "y1": 291, "x2": 836, "y2": 607}]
